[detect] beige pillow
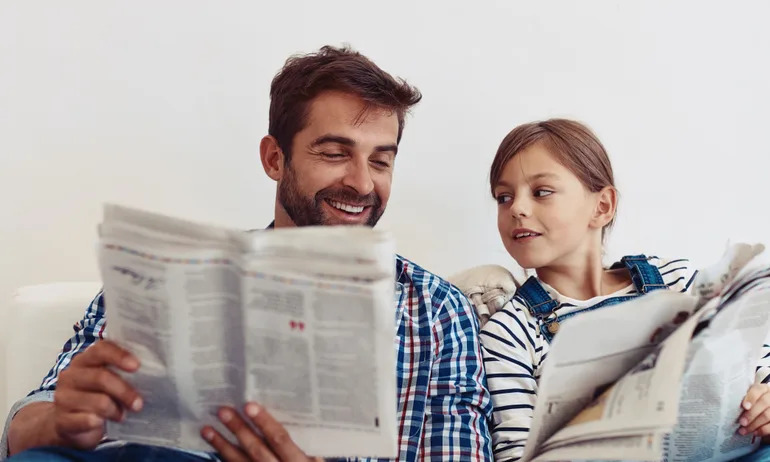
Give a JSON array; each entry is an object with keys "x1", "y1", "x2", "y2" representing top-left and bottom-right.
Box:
[{"x1": 447, "y1": 264, "x2": 522, "y2": 327}]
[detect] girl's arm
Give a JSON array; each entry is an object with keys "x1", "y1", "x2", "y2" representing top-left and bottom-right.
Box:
[{"x1": 480, "y1": 300, "x2": 542, "y2": 462}]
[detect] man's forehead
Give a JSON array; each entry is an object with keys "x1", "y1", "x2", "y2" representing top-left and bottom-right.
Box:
[{"x1": 304, "y1": 91, "x2": 399, "y2": 139}]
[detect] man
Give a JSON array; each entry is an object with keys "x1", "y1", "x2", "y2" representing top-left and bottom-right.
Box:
[{"x1": 2, "y1": 45, "x2": 493, "y2": 461}]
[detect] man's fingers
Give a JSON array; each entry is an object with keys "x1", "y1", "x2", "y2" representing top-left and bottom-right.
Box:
[
  {"x1": 217, "y1": 407, "x2": 279, "y2": 462},
  {"x1": 245, "y1": 403, "x2": 306, "y2": 461},
  {"x1": 54, "y1": 411, "x2": 105, "y2": 436},
  {"x1": 54, "y1": 389, "x2": 125, "y2": 422},
  {"x1": 201, "y1": 426, "x2": 251, "y2": 462},
  {"x1": 60, "y1": 367, "x2": 142, "y2": 412},
  {"x1": 72, "y1": 340, "x2": 140, "y2": 372}
]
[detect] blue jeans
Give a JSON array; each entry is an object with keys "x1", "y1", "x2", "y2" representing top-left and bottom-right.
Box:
[
  {"x1": 738, "y1": 445, "x2": 770, "y2": 462},
  {"x1": 6, "y1": 444, "x2": 217, "y2": 462}
]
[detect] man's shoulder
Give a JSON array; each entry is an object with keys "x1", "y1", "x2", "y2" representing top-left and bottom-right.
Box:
[{"x1": 395, "y1": 254, "x2": 472, "y2": 310}]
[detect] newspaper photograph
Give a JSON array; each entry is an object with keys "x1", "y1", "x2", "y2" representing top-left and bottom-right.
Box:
[{"x1": 97, "y1": 203, "x2": 399, "y2": 459}]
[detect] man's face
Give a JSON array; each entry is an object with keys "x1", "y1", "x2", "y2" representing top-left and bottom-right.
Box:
[{"x1": 276, "y1": 91, "x2": 399, "y2": 227}]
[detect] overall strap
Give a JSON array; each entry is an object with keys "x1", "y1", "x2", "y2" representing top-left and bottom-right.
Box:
[
  {"x1": 620, "y1": 255, "x2": 667, "y2": 294},
  {"x1": 516, "y1": 276, "x2": 559, "y2": 317}
]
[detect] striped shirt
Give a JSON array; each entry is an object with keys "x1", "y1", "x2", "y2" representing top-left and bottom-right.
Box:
[
  {"x1": 480, "y1": 257, "x2": 702, "y2": 461},
  {"x1": 1, "y1": 255, "x2": 494, "y2": 461}
]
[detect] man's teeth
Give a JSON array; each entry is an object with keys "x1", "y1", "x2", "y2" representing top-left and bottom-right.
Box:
[
  {"x1": 515, "y1": 232, "x2": 539, "y2": 239},
  {"x1": 329, "y1": 200, "x2": 365, "y2": 214}
]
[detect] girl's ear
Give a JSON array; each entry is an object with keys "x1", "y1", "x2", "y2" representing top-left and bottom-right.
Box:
[{"x1": 591, "y1": 186, "x2": 618, "y2": 229}]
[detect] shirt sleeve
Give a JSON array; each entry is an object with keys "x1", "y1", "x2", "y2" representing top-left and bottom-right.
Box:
[
  {"x1": 755, "y1": 342, "x2": 770, "y2": 384},
  {"x1": 653, "y1": 257, "x2": 698, "y2": 295},
  {"x1": 36, "y1": 288, "x2": 108, "y2": 392},
  {"x1": 479, "y1": 299, "x2": 541, "y2": 462},
  {"x1": 420, "y1": 287, "x2": 494, "y2": 461},
  {"x1": 0, "y1": 289, "x2": 107, "y2": 459}
]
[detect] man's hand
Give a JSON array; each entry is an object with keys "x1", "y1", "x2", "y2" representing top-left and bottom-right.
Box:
[
  {"x1": 739, "y1": 383, "x2": 770, "y2": 437},
  {"x1": 53, "y1": 340, "x2": 143, "y2": 449},
  {"x1": 201, "y1": 403, "x2": 321, "y2": 462}
]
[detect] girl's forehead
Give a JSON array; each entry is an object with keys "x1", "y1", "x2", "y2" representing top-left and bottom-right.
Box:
[{"x1": 501, "y1": 146, "x2": 566, "y2": 178}]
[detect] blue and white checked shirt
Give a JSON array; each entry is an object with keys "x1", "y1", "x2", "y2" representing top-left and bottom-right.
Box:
[{"x1": 1, "y1": 254, "x2": 494, "y2": 461}]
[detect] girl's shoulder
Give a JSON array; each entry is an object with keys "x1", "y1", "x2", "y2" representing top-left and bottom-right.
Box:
[
  {"x1": 618, "y1": 255, "x2": 698, "y2": 293},
  {"x1": 482, "y1": 294, "x2": 540, "y2": 333}
]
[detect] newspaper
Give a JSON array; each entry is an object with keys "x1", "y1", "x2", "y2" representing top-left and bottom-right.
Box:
[
  {"x1": 96, "y1": 203, "x2": 399, "y2": 459},
  {"x1": 518, "y1": 243, "x2": 770, "y2": 462}
]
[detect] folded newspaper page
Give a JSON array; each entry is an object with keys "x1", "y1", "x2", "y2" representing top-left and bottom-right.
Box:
[
  {"x1": 97, "y1": 203, "x2": 399, "y2": 459},
  {"x1": 664, "y1": 251, "x2": 770, "y2": 462},
  {"x1": 519, "y1": 244, "x2": 770, "y2": 462}
]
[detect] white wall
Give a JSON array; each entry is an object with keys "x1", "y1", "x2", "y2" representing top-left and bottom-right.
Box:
[{"x1": 1, "y1": 0, "x2": 769, "y2": 428}]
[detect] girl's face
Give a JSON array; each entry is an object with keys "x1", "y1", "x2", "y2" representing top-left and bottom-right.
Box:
[{"x1": 493, "y1": 143, "x2": 606, "y2": 270}]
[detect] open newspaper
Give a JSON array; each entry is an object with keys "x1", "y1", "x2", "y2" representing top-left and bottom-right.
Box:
[
  {"x1": 518, "y1": 243, "x2": 770, "y2": 462},
  {"x1": 97, "y1": 204, "x2": 398, "y2": 459}
]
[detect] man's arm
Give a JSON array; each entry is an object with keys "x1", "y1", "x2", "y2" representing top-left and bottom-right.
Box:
[
  {"x1": 2, "y1": 289, "x2": 108, "y2": 458},
  {"x1": 420, "y1": 287, "x2": 494, "y2": 461},
  {"x1": 6, "y1": 402, "x2": 64, "y2": 454}
]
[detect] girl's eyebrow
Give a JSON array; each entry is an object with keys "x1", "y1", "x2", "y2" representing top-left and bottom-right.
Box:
[
  {"x1": 496, "y1": 172, "x2": 559, "y2": 189},
  {"x1": 525, "y1": 172, "x2": 559, "y2": 181}
]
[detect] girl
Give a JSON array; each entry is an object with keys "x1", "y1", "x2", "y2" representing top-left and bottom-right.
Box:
[{"x1": 477, "y1": 118, "x2": 770, "y2": 461}]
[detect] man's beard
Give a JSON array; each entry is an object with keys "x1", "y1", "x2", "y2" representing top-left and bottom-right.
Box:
[{"x1": 277, "y1": 164, "x2": 384, "y2": 227}]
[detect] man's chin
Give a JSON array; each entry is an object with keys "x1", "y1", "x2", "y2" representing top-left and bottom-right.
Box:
[{"x1": 320, "y1": 212, "x2": 376, "y2": 227}]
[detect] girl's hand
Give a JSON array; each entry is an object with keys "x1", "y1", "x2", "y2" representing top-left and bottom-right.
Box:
[{"x1": 739, "y1": 383, "x2": 770, "y2": 436}]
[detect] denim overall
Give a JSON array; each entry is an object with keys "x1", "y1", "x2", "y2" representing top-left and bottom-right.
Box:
[{"x1": 516, "y1": 255, "x2": 669, "y2": 343}]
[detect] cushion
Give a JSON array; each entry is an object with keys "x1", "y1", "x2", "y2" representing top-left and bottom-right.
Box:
[{"x1": 2, "y1": 282, "x2": 101, "y2": 429}]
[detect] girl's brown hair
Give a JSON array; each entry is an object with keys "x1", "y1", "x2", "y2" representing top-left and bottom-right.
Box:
[{"x1": 489, "y1": 118, "x2": 618, "y2": 238}]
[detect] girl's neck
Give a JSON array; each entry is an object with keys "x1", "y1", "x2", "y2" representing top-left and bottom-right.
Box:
[{"x1": 534, "y1": 246, "x2": 629, "y2": 301}]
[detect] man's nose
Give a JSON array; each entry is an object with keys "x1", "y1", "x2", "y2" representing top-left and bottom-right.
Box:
[{"x1": 342, "y1": 158, "x2": 375, "y2": 195}]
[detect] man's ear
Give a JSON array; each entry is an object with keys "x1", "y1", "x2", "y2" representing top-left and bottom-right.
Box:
[
  {"x1": 260, "y1": 135, "x2": 286, "y2": 182},
  {"x1": 591, "y1": 186, "x2": 618, "y2": 229}
]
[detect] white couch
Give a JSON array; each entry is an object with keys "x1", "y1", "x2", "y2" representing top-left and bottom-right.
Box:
[
  {"x1": 1, "y1": 282, "x2": 103, "y2": 431},
  {"x1": 0, "y1": 267, "x2": 517, "y2": 434}
]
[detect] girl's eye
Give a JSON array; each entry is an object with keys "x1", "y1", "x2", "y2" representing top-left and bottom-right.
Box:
[
  {"x1": 496, "y1": 195, "x2": 512, "y2": 204},
  {"x1": 534, "y1": 189, "x2": 553, "y2": 198}
]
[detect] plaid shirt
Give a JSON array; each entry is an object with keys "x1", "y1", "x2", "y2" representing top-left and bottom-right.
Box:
[{"x1": 5, "y1": 254, "x2": 493, "y2": 461}]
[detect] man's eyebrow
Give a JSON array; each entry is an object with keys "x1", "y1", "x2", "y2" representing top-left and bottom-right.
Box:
[
  {"x1": 374, "y1": 144, "x2": 398, "y2": 155},
  {"x1": 310, "y1": 134, "x2": 398, "y2": 155},
  {"x1": 310, "y1": 135, "x2": 356, "y2": 147}
]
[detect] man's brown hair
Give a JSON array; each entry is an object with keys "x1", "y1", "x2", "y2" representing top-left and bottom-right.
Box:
[
  {"x1": 268, "y1": 45, "x2": 422, "y2": 158},
  {"x1": 489, "y1": 118, "x2": 618, "y2": 237}
]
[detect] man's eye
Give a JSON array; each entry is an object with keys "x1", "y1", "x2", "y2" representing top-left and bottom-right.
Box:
[
  {"x1": 534, "y1": 190, "x2": 553, "y2": 198},
  {"x1": 321, "y1": 153, "x2": 345, "y2": 159}
]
